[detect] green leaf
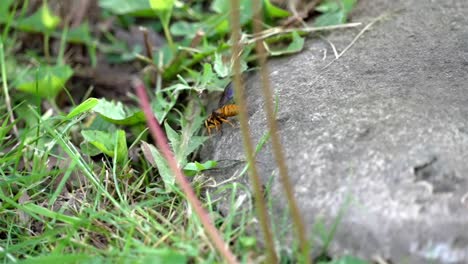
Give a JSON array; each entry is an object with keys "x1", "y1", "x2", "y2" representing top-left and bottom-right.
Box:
[
  {"x1": 0, "y1": 0, "x2": 14, "y2": 23},
  {"x1": 238, "y1": 236, "x2": 257, "y2": 249},
  {"x1": 315, "y1": 1, "x2": 340, "y2": 13},
  {"x1": 93, "y1": 91, "x2": 176, "y2": 126},
  {"x1": 141, "y1": 141, "x2": 175, "y2": 191},
  {"x1": 202, "y1": 14, "x2": 230, "y2": 36},
  {"x1": 170, "y1": 21, "x2": 201, "y2": 37},
  {"x1": 152, "y1": 89, "x2": 179, "y2": 121},
  {"x1": 15, "y1": 65, "x2": 73, "y2": 98},
  {"x1": 266, "y1": 31, "x2": 305, "y2": 56},
  {"x1": 183, "y1": 161, "x2": 217, "y2": 176},
  {"x1": 66, "y1": 98, "x2": 99, "y2": 119},
  {"x1": 148, "y1": 0, "x2": 174, "y2": 12},
  {"x1": 314, "y1": 0, "x2": 357, "y2": 26},
  {"x1": 93, "y1": 99, "x2": 146, "y2": 125},
  {"x1": 213, "y1": 53, "x2": 229, "y2": 78},
  {"x1": 153, "y1": 44, "x2": 176, "y2": 67},
  {"x1": 17, "y1": 4, "x2": 60, "y2": 33},
  {"x1": 211, "y1": 0, "x2": 227, "y2": 13},
  {"x1": 213, "y1": 53, "x2": 247, "y2": 78},
  {"x1": 197, "y1": 63, "x2": 227, "y2": 92},
  {"x1": 263, "y1": 0, "x2": 290, "y2": 19},
  {"x1": 314, "y1": 11, "x2": 346, "y2": 26},
  {"x1": 163, "y1": 120, "x2": 206, "y2": 165},
  {"x1": 98, "y1": 0, "x2": 154, "y2": 16},
  {"x1": 115, "y1": 130, "x2": 128, "y2": 163},
  {"x1": 239, "y1": 0, "x2": 254, "y2": 25},
  {"x1": 318, "y1": 256, "x2": 369, "y2": 264},
  {"x1": 67, "y1": 22, "x2": 93, "y2": 45},
  {"x1": 201, "y1": 63, "x2": 216, "y2": 87},
  {"x1": 81, "y1": 129, "x2": 128, "y2": 163},
  {"x1": 81, "y1": 130, "x2": 115, "y2": 156},
  {"x1": 340, "y1": 0, "x2": 357, "y2": 13},
  {"x1": 210, "y1": 0, "x2": 253, "y2": 25},
  {"x1": 149, "y1": 0, "x2": 174, "y2": 28},
  {"x1": 165, "y1": 122, "x2": 180, "y2": 154}
]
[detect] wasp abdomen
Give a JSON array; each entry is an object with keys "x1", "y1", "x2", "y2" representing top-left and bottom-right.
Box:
[{"x1": 216, "y1": 104, "x2": 239, "y2": 118}]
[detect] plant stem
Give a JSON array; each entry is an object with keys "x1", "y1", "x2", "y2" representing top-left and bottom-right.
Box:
[{"x1": 0, "y1": 40, "x2": 19, "y2": 137}]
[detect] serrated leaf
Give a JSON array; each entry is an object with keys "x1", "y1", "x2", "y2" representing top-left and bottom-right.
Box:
[
  {"x1": 213, "y1": 53, "x2": 247, "y2": 78},
  {"x1": 266, "y1": 31, "x2": 304, "y2": 56},
  {"x1": 17, "y1": 4, "x2": 60, "y2": 33},
  {"x1": 15, "y1": 65, "x2": 73, "y2": 98},
  {"x1": 213, "y1": 53, "x2": 230, "y2": 78},
  {"x1": 152, "y1": 89, "x2": 178, "y2": 121},
  {"x1": 93, "y1": 99, "x2": 146, "y2": 125},
  {"x1": 184, "y1": 136, "x2": 206, "y2": 159},
  {"x1": 141, "y1": 141, "x2": 175, "y2": 191},
  {"x1": 66, "y1": 98, "x2": 99, "y2": 119},
  {"x1": 164, "y1": 122, "x2": 180, "y2": 151},
  {"x1": 93, "y1": 90, "x2": 176, "y2": 125},
  {"x1": 201, "y1": 63, "x2": 215, "y2": 85}
]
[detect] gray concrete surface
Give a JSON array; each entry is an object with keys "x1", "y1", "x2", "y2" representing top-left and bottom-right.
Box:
[{"x1": 201, "y1": 0, "x2": 468, "y2": 263}]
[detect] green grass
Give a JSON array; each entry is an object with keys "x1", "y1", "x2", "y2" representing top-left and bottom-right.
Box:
[
  {"x1": 0, "y1": 107, "x2": 261, "y2": 263},
  {"x1": 0, "y1": 0, "x2": 365, "y2": 263}
]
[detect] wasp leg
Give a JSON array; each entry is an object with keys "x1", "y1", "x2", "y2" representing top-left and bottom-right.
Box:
[
  {"x1": 220, "y1": 117, "x2": 235, "y2": 128},
  {"x1": 205, "y1": 120, "x2": 212, "y2": 135}
]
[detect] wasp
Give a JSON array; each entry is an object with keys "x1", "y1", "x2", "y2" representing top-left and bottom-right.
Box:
[{"x1": 205, "y1": 83, "x2": 240, "y2": 135}]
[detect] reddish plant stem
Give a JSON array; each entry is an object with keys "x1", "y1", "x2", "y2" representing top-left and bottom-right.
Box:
[{"x1": 132, "y1": 78, "x2": 238, "y2": 264}]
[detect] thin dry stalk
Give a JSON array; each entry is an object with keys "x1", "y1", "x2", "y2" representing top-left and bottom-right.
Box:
[
  {"x1": 252, "y1": 0, "x2": 310, "y2": 262},
  {"x1": 0, "y1": 41, "x2": 19, "y2": 137},
  {"x1": 321, "y1": 12, "x2": 393, "y2": 71},
  {"x1": 246, "y1": 22, "x2": 362, "y2": 44},
  {"x1": 132, "y1": 78, "x2": 238, "y2": 264},
  {"x1": 229, "y1": 0, "x2": 278, "y2": 263},
  {"x1": 139, "y1": 26, "x2": 154, "y2": 61}
]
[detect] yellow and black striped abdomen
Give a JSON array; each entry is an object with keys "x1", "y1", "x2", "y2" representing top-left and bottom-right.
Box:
[{"x1": 216, "y1": 104, "x2": 239, "y2": 118}]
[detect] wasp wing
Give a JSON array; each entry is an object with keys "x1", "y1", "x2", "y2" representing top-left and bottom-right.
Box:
[{"x1": 218, "y1": 82, "x2": 235, "y2": 107}]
